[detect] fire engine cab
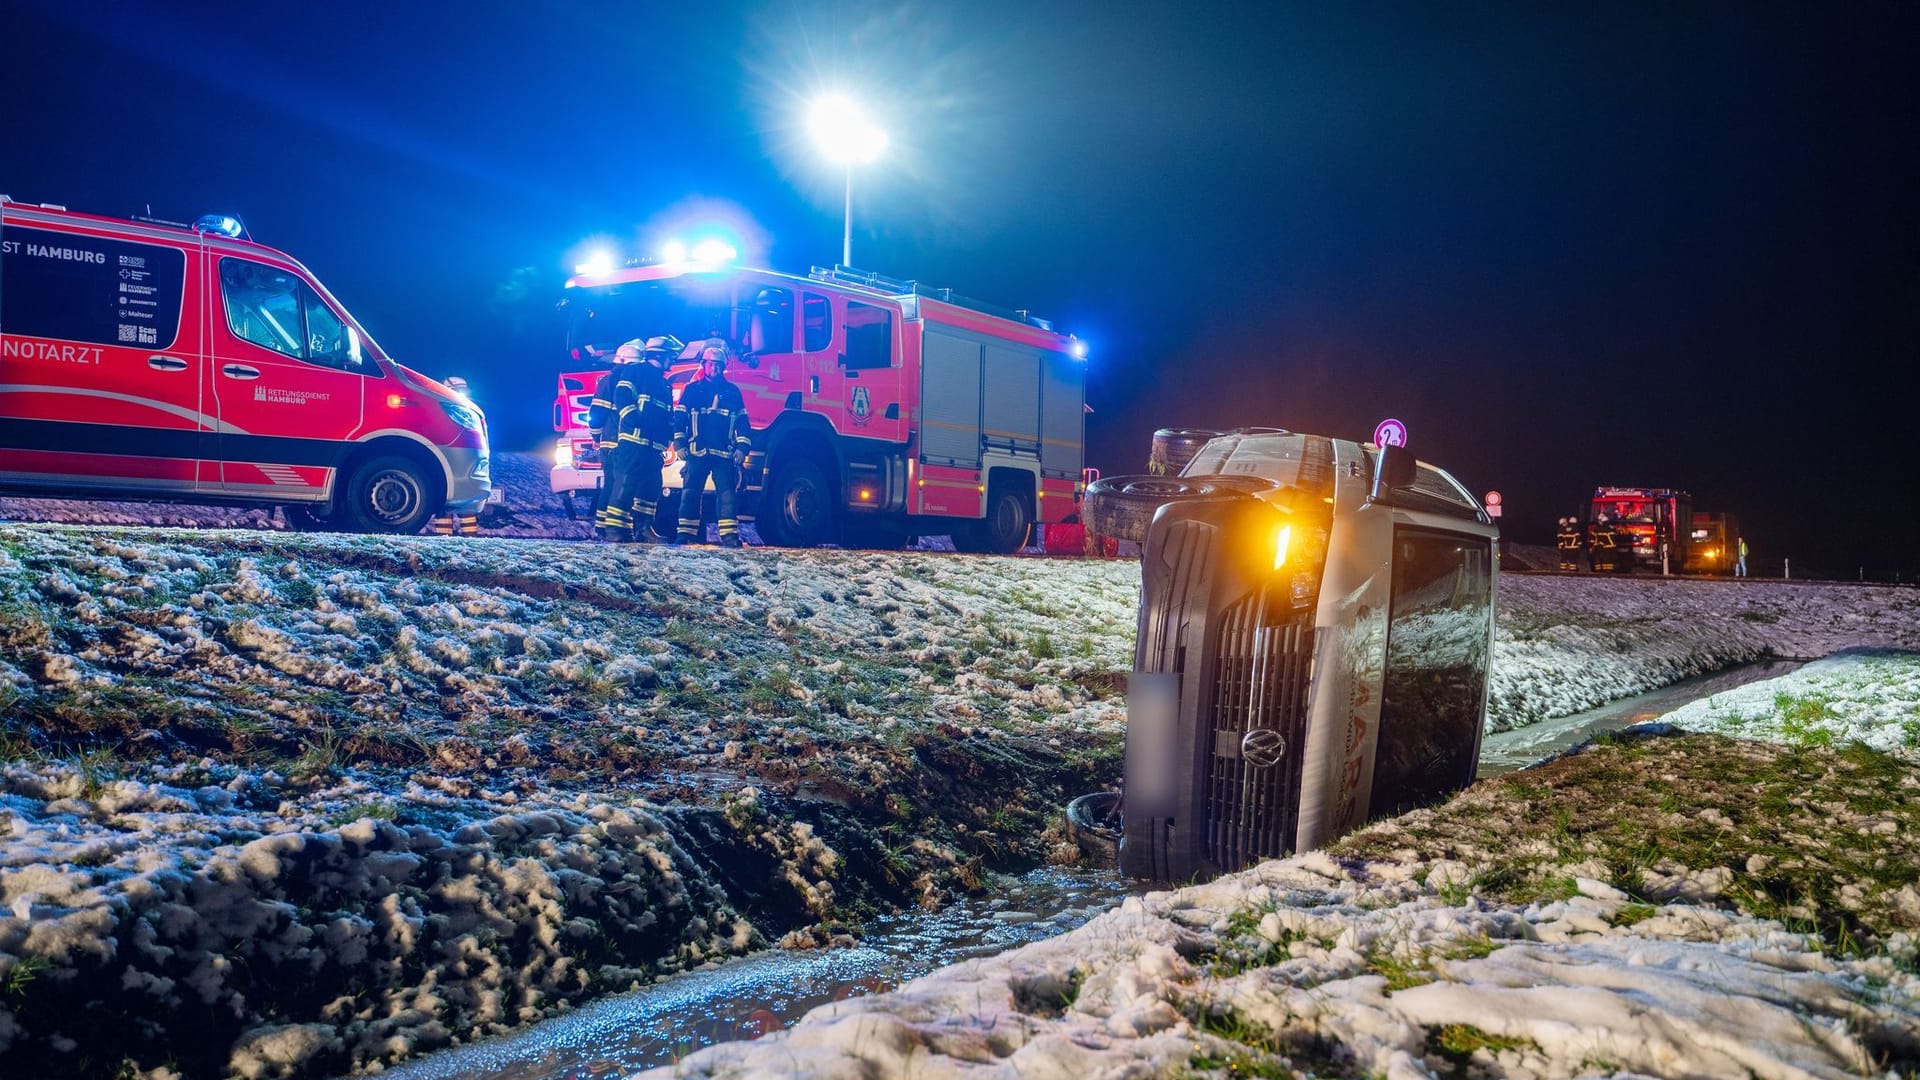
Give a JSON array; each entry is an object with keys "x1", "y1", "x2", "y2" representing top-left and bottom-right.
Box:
[
  {"x1": 552, "y1": 253, "x2": 1087, "y2": 551},
  {"x1": 1588, "y1": 486, "x2": 1691, "y2": 573},
  {"x1": 0, "y1": 197, "x2": 490, "y2": 533}
]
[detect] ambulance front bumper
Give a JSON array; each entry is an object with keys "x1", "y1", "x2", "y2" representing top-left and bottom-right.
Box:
[{"x1": 442, "y1": 447, "x2": 492, "y2": 511}]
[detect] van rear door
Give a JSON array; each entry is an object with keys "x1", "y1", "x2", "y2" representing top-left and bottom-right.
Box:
[
  {"x1": 0, "y1": 212, "x2": 208, "y2": 496},
  {"x1": 205, "y1": 254, "x2": 367, "y2": 499}
]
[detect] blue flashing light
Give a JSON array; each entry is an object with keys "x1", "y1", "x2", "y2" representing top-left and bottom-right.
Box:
[
  {"x1": 574, "y1": 250, "x2": 616, "y2": 277},
  {"x1": 1069, "y1": 338, "x2": 1088, "y2": 359},
  {"x1": 659, "y1": 240, "x2": 689, "y2": 264},
  {"x1": 690, "y1": 239, "x2": 738, "y2": 264},
  {"x1": 194, "y1": 214, "x2": 246, "y2": 239}
]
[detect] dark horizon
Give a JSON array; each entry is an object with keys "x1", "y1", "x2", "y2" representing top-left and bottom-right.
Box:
[{"x1": 4, "y1": 0, "x2": 1915, "y2": 578}]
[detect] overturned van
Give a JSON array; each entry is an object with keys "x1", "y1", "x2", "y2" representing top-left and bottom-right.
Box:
[{"x1": 1119, "y1": 431, "x2": 1497, "y2": 882}]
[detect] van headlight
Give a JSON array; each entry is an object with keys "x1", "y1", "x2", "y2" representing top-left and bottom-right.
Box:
[{"x1": 439, "y1": 399, "x2": 484, "y2": 430}]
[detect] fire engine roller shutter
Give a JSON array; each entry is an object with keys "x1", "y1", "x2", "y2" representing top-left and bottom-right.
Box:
[
  {"x1": 920, "y1": 326, "x2": 982, "y2": 468},
  {"x1": 980, "y1": 343, "x2": 1041, "y2": 454},
  {"x1": 1040, "y1": 349, "x2": 1083, "y2": 479}
]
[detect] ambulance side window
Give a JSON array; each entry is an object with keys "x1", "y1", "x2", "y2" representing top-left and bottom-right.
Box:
[
  {"x1": 843, "y1": 301, "x2": 892, "y2": 370},
  {"x1": 219, "y1": 258, "x2": 361, "y2": 371},
  {"x1": 803, "y1": 294, "x2": 832, "y2": 352}
]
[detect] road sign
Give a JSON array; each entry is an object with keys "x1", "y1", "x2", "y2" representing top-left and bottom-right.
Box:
[
  {"x1": 1372, "y1": 418, "x2": 1407, "y2": 447},
  {"x1": 1484, "y1": 490, "x2": 1502, "y2": 507}
]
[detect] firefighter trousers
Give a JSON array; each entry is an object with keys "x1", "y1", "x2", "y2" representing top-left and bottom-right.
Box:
[
  {"x1": 598, "y1": 444, "x2": 663, "y2": 537},
  {"x1": 677, "y1": 455, "x2": 738, "y2": 542}
]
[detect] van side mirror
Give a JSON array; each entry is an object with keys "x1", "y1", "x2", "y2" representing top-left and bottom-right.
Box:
[{"x1": 1370, "y1": 443, "x2": 1416, "y2": 503}]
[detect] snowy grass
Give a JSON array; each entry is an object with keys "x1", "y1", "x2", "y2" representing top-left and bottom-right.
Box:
[
  {"x1": 6, "y1": 512, "x2": 1920, "y2": 1078},
  {"x1": 1662, "y1": 647, "x2": 1920, "y2": 752}
]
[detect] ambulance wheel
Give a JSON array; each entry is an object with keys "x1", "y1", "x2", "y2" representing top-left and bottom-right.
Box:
[
  {"x1": 341, "y1": 454, "x2": 438, "y2": 535},
  {"x1": 1147, "y1": 428, "x2": 1223, "y2": 476},
  {"x1": 1083, "y1": 474, "x2": 1275, "y2": 543},
  {"x1": 759, "y1": 459, "x2": 837, "y2": 548},
  {"x1": 282, "y1": 504, "x2": 342, "y2": 532}
]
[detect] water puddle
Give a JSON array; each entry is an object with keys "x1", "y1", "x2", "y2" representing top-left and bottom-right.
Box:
[
  {"x1": 1476, "y1": 658, "x2": 1805, "y2": 777},
  {"x1": 375, "y1": 866, "x2": 1142, "y2": 1079}
]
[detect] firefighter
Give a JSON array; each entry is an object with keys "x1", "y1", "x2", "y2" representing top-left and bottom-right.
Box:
[
  {"x1": 592, "y1": 337, "x2": 682, "y2": 542},
  {"x1": 1556, "y1": 516, "x2": 1581, "y2": 572},
  {"x1": 430, "y1": 377, "x2": 481, "y2": 537},
  {"x1": 672, "y1": 338, "x2": 753, "y2": 547},
  {"x1": 1590, "y1": 512, "x2": 1620, "y2": 573}
]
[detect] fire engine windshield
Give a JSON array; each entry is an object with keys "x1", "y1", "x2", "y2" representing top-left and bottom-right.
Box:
[
  {"x1": 1595, "y1": 498, "x2": 1656, "y2": 523},
  {"x1": 563, "y1": 280, "x2": 744, "y2": 363}
]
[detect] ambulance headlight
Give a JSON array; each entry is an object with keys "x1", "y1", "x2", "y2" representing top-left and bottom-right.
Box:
[
  {"x1": 439, "y1": 399, "x2": 484, "y2": 431},
  {"x1": 554, "y1": 440, "x2": 574, "y2": 467}
]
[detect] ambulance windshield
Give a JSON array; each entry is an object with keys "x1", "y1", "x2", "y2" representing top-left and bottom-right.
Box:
[{"x1": 564, "y1": 280, "x2": 741, "y2": 364}]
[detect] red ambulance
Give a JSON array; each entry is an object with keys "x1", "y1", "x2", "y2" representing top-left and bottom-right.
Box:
[{"x1": 0, "y1": 198, "x2": 490, "y2": 533}]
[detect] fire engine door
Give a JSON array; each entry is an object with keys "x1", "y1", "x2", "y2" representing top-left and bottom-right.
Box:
[
  {"x1": 805, "y1": 295, "x2": 903, "y2": 442},
  {"x1": 205, "y1": 255, "x2": 366, "y2": 498}
]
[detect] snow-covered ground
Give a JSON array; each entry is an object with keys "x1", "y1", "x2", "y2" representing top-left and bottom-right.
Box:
[
  {"x1": 1662, "y1": 648, "x2": 1920, "y2": 752},
  {"x1": 2, "y1": 497, "x2": 1919, "y2": 1078}
]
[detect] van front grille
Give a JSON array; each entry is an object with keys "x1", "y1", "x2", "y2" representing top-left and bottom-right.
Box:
[{"x1": 1203, "y1": 601, "x2": 1314, "y2": 871}]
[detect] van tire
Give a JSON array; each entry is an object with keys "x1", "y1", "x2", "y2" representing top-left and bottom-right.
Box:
[
  {"x1": 339, "y1": 454, "x2": 438, "y2": 535},
  {"x1": 1083, "y1": 474, "x2": 1275, "y2": 543},
  {"x1": 1148, "y1": 428, "x2": 1223, "y2": 475},
  {"x1": 758, "y1": 458, "x2": 836, "y2": 548}
]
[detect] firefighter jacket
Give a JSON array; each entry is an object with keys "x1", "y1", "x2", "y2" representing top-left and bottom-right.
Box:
[
  {"x1": 590, "y1": 363, "x2": 674, "y2": 452},
  {"x1": 674, "y1": 375, "x2": 752, "y2": 458}
]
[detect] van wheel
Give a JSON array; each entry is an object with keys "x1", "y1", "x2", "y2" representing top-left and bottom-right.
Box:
[
  {"x1": 759, "y1": 459, "x2": 836, "y2": 548},
  {"x1": 340, "y1": 454, "x2": 438, "y2": 534},
  {"x1": 1083, "y1": 474, "x2": 1276, "y2": 543},
  {"x1": 1148, "y1": 428, "x2": 1223, "y2": 475}
]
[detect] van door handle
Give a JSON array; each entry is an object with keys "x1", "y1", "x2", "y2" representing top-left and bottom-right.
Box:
[
  {"x1": 221, "y1": 364, "x2": 260, "y2": 380},
  {"x1": 147, "y1": 355, "x2": 189, "y2": 372}
]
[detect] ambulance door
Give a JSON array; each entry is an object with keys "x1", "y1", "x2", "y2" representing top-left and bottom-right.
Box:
[
  {"x1": 205, "y1": 254, "x2": 367, "y2": 499},
  {"x1": 0, "y1": 216, "x2": 206, "y2": 495}
]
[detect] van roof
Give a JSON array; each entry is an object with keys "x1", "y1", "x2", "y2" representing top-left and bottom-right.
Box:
[{"x1": 0, "y1": 198, "x2": 292, "y2": 263}]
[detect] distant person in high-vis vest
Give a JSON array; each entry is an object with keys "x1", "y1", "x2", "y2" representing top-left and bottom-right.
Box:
[
  {"x1": 1735, "y1": 536, "x2": 1748, "y2": 577},
  {"x1": 430, "y1": 377, "x2": 481, "y2": 536}
]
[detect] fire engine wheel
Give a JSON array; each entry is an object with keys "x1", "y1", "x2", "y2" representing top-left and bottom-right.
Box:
[
  {"x1": 955, "y1": 484, "x2": 1033, "y2": 555},
  {"x1": 1082, "y1": 473, "x2": 1276, "y2": 543},
  {"x1": 759, "y1": 459, "x2": 837, "y2": 548},
  {"x1": 340, "y1": 454, "x2": 438, "y2": 535},
  {"x1": 1148, "y1": 428, "x2": 1224, "y2": 476}
]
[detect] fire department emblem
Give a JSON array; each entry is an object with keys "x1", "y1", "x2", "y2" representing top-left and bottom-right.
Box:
[{"x1": 850, "y1": 385, "x2": 872, "y2": 426}]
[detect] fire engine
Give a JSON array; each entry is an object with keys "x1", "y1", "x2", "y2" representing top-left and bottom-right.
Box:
[
  {"x1": 550, "y1": 249, "x2": 1087, "y2": 551},
  {"x1": 1684, "y1": 510, "x2": 1741, "y2": 575},
  {"x1": 0, "y1": 197, "x2": 490, "y2": 533},
  {"x1": 1588, "y1": 486, "x2": 1692, "y2": 573}
]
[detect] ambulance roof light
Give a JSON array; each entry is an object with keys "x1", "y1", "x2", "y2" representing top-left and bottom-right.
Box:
[{"x1": 194, "y1": 214, "x2": 248, "y2": 240}]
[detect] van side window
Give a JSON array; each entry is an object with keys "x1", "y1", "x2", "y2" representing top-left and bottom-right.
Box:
[
  {"x1": 748, "y1": 287, "x2": 793, "y2": 354},
  {"x1": 843, "y1": 301, "x2": 892, "y2": 370},
  {"x1": 0, "y1": 225, "x2": 186, "y2": 349},
  {"x1": 219, "y1": 258, "x2": 359, "y2": 370},
  {"x1": 803, "y1": 294, "x2": 832, "y2": 352}
]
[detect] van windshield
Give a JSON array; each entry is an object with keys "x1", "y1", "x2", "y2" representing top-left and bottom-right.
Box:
[{"x1": 563, "y1": 279, "x2": 741, "y2": 364}]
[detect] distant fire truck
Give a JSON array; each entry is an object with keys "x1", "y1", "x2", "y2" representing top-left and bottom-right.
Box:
[
  {"x1": 1588, "y1": 487, "x2": 1692, "y2": 573},
  {"x1": 1684, "y1": 511, "x2": 1741, "y2": 575},
  {"x1": 550, "y1": 251, "x2": 1087, "y2": 551}
]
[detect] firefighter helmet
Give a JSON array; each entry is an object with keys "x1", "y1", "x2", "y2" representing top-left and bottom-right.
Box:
[
  {"x1": 614, "y1": 339, "x2": 646, "y2": 363},
  {"x1": 642, "y1": 335, "x2": 684, "y2": 364}
]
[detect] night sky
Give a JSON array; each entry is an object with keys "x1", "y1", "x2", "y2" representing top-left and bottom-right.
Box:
[{"x1": 5, "y1": 1, "x2": 1915, "y2": 578}]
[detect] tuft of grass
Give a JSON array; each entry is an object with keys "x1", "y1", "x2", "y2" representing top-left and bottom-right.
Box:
[
  {"x1": 4, "y1": 955, "x2": 49, "y2": 998},
  {"x1": 1431, "y1": 1024, "x2": 1539, "y2": 1059},
  {"x1": 1029, "y1": 632, "x2": 1058, "y2": 660},
  {"x1": 1776, "y1": 691, "x2": 1838, "y2": 747},
  {"x1": 330, "y1": 801, "x2": 400, "y2": 825}
]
